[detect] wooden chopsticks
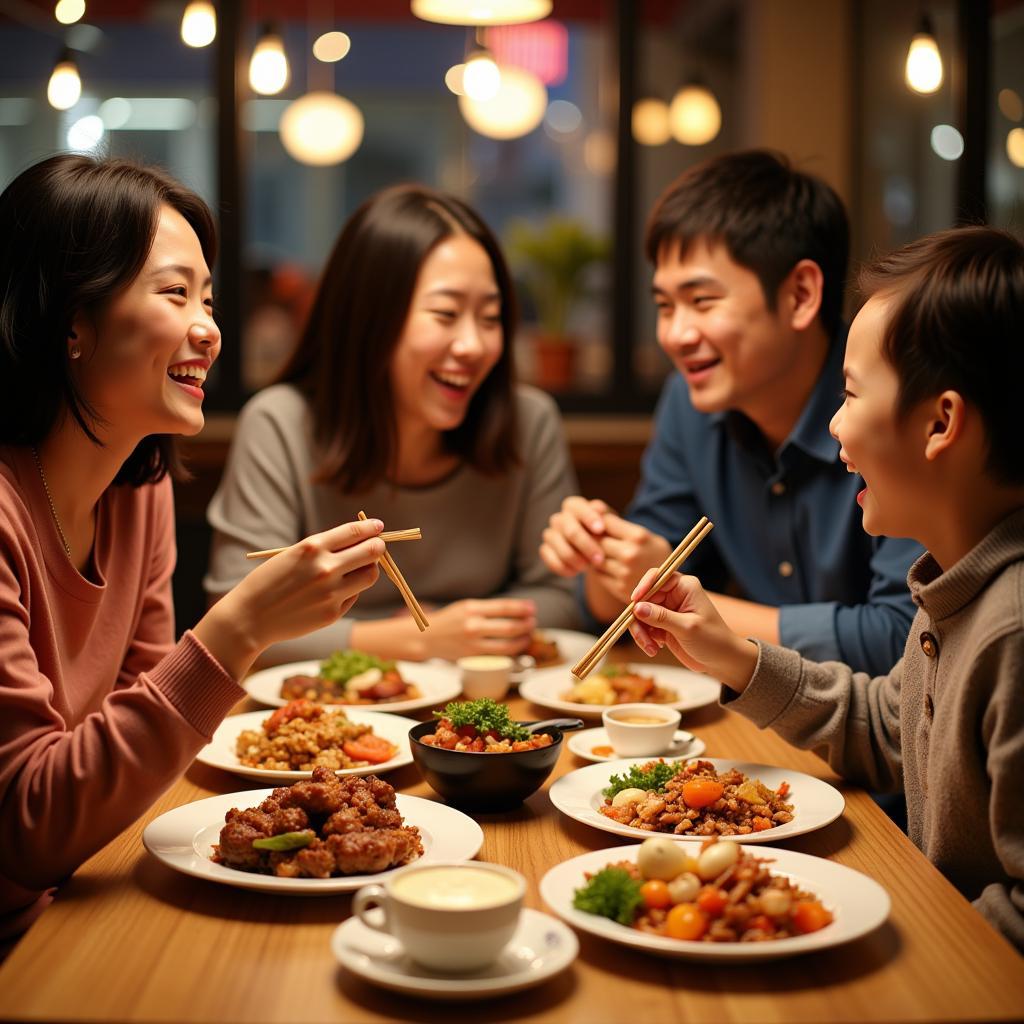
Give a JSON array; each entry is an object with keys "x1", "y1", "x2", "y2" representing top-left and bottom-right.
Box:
[
  {"x1": 357, "y1": 511, "x2": 429, "y2": 632},
  {"x1": 570, "y1": 516, "x2": 714, "y2": 680},
  {"x1": 245, "y1": 528, "x2": 421, "y2": 561}
]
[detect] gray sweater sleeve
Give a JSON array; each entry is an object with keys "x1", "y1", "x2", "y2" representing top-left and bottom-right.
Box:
[{"x1": 725, "y1": 641, "x2": 904, "y2": 793}]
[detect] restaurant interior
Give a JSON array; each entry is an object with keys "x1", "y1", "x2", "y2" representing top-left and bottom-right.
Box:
[{"x1": 0, "y1": 1, "x2": 1023, "y2": 1021}]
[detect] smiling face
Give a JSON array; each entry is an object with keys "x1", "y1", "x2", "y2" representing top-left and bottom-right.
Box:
[
  {"x1": 829, "y1": 295, "x2": 932, "y2": 538},
  {"x1": 389, "y1": 233, "x2": 503, "y2": 436},
  {"x1": 71, "y1": 204, "x2": 220, "y2": 442},
  {"x1": 652, "y1": 237, "x2": 810, "y2": 421}
]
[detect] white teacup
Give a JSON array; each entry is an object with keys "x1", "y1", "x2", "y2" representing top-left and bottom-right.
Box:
[
  {"x1": 352, "y1": 861, "x2": 525, "y2": 972},
  {"x1": 456, "y1": 654, "x2": 513, "y2": 701},
  {"x1": 602, "y1": 703, "x2": 682, "y2": 757}
]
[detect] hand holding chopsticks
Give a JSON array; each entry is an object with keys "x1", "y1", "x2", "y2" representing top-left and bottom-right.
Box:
[
  {"x1": 356, "y1": 511, "x2": 429, "y2": 632},
  {"x1": 570, "y1": 516, "x2": 714, "y2": 679},
  {"x1": 246, "y1": 528, "x2": 421, "y2": 561}
]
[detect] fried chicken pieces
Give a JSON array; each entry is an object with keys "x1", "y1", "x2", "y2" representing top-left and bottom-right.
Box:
[{"x1": 213, "y1": 766, "x2": 422, "y2": 878}]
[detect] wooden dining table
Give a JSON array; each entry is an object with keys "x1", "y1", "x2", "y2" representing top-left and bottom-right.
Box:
[{"x1": 1, "y1": 663, "x2": 1022, "y2": 1024}]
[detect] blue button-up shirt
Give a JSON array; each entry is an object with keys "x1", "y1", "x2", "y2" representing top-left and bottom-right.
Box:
[{"x1": 609, "y1": 337, "x2": 922, "y2": 676}]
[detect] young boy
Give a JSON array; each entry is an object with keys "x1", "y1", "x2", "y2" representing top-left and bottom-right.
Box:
[
  {"x1": 541, "y1": 151, "x2": 922, "y2": 676},
  {"x1": 628, "y1": 226, "x2": 1024, "y2": 953}
]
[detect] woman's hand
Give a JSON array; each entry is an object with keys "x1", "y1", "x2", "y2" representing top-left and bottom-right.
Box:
[
  {"x1": 628, "y1": 569, "x2": 758, "y2": 692},
  {"x1": 195, "y1": 518, "x2": 385, "y2": 679},
  {"x1": 421, "y1": 598, "x2": 537, "y2": 661}
]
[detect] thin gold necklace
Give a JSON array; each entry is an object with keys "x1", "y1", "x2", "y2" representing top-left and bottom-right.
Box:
[{"x1": 31, "y1": 446, "x2": 73, "y2": 561}]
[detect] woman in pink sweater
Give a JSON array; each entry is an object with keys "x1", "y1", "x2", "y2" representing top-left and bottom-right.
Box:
[{"x1": 0, "y1": 155, "x2": 386, "y2": 941}]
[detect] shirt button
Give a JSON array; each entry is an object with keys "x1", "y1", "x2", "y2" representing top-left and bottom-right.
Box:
[
  {"x1": 771, "y1": 481, "x2": 786, "y2": 496},
  {"x1": 778, "y1": 561, "x2": 794, "y2": 578},
  {"x1": 920, "y1": 632, "x2": 938, "y2": 658},
  {"x1": 924, "y1": 693, "x2": 934, "y2": 718}
]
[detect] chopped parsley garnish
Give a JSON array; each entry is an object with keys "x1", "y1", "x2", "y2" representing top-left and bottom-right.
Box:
[
  {"x1": 572, "y1": 867, "x2": 644, "y2": 925},
  {"x1": 319, "y1": 649, "x2": 395, "y2": 683},
  {"x1": 433, "y1": 698, "x2": 530, "y2": 741},
  {"x1": 603, "y1": 759, "x2": 682, "y2": 798}
]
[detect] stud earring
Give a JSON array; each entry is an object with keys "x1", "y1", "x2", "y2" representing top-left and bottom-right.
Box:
[{"x1": 69, "y1": 344, "x2": 81, "y2": 359}]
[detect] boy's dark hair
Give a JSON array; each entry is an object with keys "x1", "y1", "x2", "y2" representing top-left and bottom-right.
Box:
[
  {"x1": 860, "y1": 226, "x2": 1024, "y2": 487},
  {"x1": 645, "y1": 150, "x2": 850, "y2": 338},
  {"x1": 0, "y1": 154, "x2": 217, "y2": 485},
  {"x1": 279, "y1": 183, "x2": 519, "y2": 492}
]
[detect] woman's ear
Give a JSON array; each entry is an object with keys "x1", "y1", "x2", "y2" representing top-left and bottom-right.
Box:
[
  {"x1": 923, "y1": 390, "x2": 966, "y2": 461},
  {"x1": 783, "y1": 258, "x2": 824, "y2": 332}
]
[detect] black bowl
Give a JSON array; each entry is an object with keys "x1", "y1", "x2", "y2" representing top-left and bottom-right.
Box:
[{"x1": 408, "y1": 720, "x2": 569, "y2": 810}]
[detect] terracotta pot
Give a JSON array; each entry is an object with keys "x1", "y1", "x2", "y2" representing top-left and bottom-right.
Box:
[{"x1": 533, "y1": 334, "x2": 577, "y2": 392}]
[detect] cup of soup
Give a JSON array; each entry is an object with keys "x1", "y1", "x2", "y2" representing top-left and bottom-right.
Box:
[
  {"x1": 456, "y1": 654, "x2": 513, "y2": 701},
  {"x1": 602, "y1": 703, "x2": 682, "y2": 757},
  {"x1": 351, "y1": 861, "x2": 525, "y2": 972}
]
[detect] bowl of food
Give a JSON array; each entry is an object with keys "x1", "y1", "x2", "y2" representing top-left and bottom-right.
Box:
[{"x1": 409, "y1": 699, "x2": 582, "y2": 810}]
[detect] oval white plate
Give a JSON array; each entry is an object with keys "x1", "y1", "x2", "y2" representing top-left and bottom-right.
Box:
[
  {"x1": 195, "y1": 709, "x2": 417, "y2": 782},
  {"x1": 567, "y1": 726, "x2": 706, "y2": 764},
  {"x1": 331, "y1": 907, "x2": 578, "y2": 1000},
  {"x1": 549, "y1": 757, "x2": 845, "y2": 844},
  {"x1": 244, "y1": 659, "x2": 461, "y2": 713},
  {"x1": 142, "y1": 790, "x2": 483, "y2": 894},
  {"x1": 520, "y1": 663, "x2": 720, "y2": 719},
  {"x1": 540, "y1": 843, "x2": 889, "y2": 962}
]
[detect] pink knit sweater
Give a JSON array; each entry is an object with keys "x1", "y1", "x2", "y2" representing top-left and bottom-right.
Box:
[{"x1": 0, "y1": 446, "x2": 243, "y2": 939}]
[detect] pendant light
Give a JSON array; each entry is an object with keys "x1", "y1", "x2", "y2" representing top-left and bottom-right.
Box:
[
  {"x1": 411, "y1": 0, "x2": 551, "y2": 26},
  {"x1": 668, "y1": 83, "x2": 721, "y2": 146},
  {"x1": 47, "y1": 48, "x2": 81, "y2": 110},
  {"x1": 249, "y1": 23, "x2": 289, "y2": 96},
  {"x1": 905, "y1": 14, "x2": 943, "y2": 95},
  {"x1": 181, "y1": 2, "x2": 216, "y2": 48}
]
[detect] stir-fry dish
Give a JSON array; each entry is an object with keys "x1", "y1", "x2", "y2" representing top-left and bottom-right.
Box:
[
  {"x1": 420, "y1": 698, "x2": 554, "y2": 753},
  {"x1": 280, "y1": 649, "x2": 421, "y2": 705},
  {"x1": 526, "y1": 630, "x2": 562, "y2": 668},
  {"x1": 212, "y1": 767, "x2": 423, "y2": 878},
  {"x1": 235, "y1": 700, "x2": 398, "y2": 771},
  {"x1": 600, "y1": 759, "x2": 795, "y2": 836},
  {"x1": 563, "y1": 664, "x2": 677, "y2": 706},
  {"x1": 573, "y1": 835, "x2": 833, "y2": 943}
]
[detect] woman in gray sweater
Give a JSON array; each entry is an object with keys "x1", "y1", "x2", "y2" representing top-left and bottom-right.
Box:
[
  {"x1": 628, "y1": 227, "x2": 1024, "y2": 953},
  {"x1": 206, "y1": 185, "x2": 579, "y2": 664}
]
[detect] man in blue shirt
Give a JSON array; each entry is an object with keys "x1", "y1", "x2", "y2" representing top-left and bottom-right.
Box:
[{"x1": 540, "y1": 150, "x2": 922, "y2": 676}]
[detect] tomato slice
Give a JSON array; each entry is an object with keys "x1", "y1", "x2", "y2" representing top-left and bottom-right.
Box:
[{"x1": 342, "y1": 734, "x2": 398, "y2": 764}]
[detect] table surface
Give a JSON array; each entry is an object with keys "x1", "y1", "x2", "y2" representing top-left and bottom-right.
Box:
[{"x1": 1, "y1": 665, "x2": 1023, "y2": 1024}]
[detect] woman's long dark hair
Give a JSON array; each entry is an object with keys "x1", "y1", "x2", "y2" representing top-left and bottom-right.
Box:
[
  {"x1": 278, "y1": 184, "x2": 519, "y2": 492},
  {"x1": 0, "y1": 154, "x2": 217, "y2": 485}
]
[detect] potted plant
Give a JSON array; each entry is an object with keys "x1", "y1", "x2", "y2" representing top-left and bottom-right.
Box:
[{"x1": 506, "y1": 216, "x2": 609, "y2": 391}]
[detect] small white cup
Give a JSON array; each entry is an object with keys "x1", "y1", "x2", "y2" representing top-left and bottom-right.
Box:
[
  {"x1": 456, "y1": 654, "x2": 513, "y2": 701},
  {"x1": 602, "y1": 703, "x2": 682, "y2": 757},
  {"x1": 352, "y1": 861, "x2": 525, "y2": 972}
]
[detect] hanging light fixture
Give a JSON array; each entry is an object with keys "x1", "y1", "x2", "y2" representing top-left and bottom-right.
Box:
[
  {"x1": 312, "y1": 31, "x2": 350, "y2": 62},
  {"x1": 47, "y1": 48, "x2": 81, "y2": 110},
  {"x1": 1007, "y1": 128, "x2": 1024, "y2": 169},
  {"x1": 411, "y1": 0, "x2": 551, "y2": 26},
  {"x1": 668, "y1": 83, "x2": 721, "y2": 146},
  {"x1": 249, "y1": 23, "x2": 289, "y2": 96},
  {"x1": 905, "y1": 13, "x2": 943, "y2": 95},
  {"x1": 181, "y1": 2, "x2": 216, "y2": 48},
  {"x1": 280, "y1": 92, "x2": 364, "y2": 165},
  {"x1": 459, "y1": 64, "x2": 546, "y2": 139},
  {"x1": 54, "y1": 0, "x2": 85, "y2": 25},
  {"x1": 462, "y1": 48, "x2": 501, "y2": 101},
  {"x1": 632, "y1": 97, "x2": 671, "y2": 146},
  {"x1": 445, "y1": 63, "x2": 466, "y2": 95}
]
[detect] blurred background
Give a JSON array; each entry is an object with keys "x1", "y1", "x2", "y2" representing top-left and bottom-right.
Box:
[{"x1": 1, "y1": 0, "x2": 1022, "y2": 628}]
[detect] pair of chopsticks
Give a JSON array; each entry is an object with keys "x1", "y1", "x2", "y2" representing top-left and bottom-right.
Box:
[
  {"x1": 357, "y1": 511, "x2": 429, "y2": 632},
  {"x1": 245, "y1": 518, "x2": 429, "y2": 633},
  {"x1": 570, "y1": 515, "x2": 714, "y2": 680},
  {"x1": 245, "y1": 528, "x2": 421, "y2": 560}
]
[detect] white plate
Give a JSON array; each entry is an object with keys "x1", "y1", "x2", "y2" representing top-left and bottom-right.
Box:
[
  {"x1": 331, "y1": 907, "x2": 578, "y2": 1000},
  {"x1": 519, "y1": 662, "x2": 720, "y2": 719},
  {"x1": 525, "y1": 629, "x2": 601, "y2": 671},
  {"x1": 142, "y1": 790, "x2": 483, "y2": 894},
  {"x1": 540, "y1": 843, "x2": 889, "y2": 962},
  {"x1": 567, "y1": 726, "x2": 706, "y2": 764},
  {"x1": 549, "y1": 757, "x2": 845, "y2": 844},
  {"x1": 194, "y1": 709, "x2": 417, "y2": 782},
  {"x1": 244, "y1": 659, "x2": 461, "y2": 713}
]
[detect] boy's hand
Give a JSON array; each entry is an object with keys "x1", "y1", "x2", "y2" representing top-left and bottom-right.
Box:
[
  {"x1": 591, "y1": 515, "x2": 671, "y2": 604},
  {"x1": 628, "y1": 569, "x2": 759, "y2": 692},
  {"x1": 540, "y1": 495, "x2": 612, "y2": 576}
]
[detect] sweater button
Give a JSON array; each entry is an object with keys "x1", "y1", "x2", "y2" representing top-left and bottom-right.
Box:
[
  {"x1": 920, "y1": 632, "x2": 938, "y2": 658},
  {"x1": 778, "y1": 560, "x2": 794, "y2": 578}
]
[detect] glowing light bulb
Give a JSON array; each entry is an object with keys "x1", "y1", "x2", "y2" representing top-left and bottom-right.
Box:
[
  {"x1": 632, "y1": 98, "x2": 670, "y2": 146},
  {"x1": 905, "y1": 18, "x2": 943, "y2": 95},
  {"x1": 459, "y1": 65, "x2": 546, "y2": 140},
  {"x1": 47, "y1": 56, "x2": 81, "y2": 111},
  {"x1": 313, "y1": 31, "x2": 350, "y2": 62},
  {"x1": 463, "y1": 51, "x2": 501, "y2": 102},
  {"x1": 445, "y1": 63, "x2": 466, "y2": 95},
  {"x1": 249, "y1": 26, "x2": 289, "y2": 96},
  {"x1": 54, "y1": 0, "x2": 85, "y2": 25},
  {"x1": 279, "y1": 92, "x2": 364, "y2": 166},
  {"x1": 181, "y1": 2, "x2": 216, "y2": 48},
  {"x1": 411, "y1": 0, "x2": 552, "y2": 26},
  {"x1": 668, "y1": 85, "x2": 721, "y2": 146},
  {"x1": 1006, "y1": 128, "x2": 1024, "y2": 169}
]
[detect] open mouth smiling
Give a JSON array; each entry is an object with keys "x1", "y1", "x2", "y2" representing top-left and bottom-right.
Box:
[
  {"x1": 167, "y1": 361, "x2": 208, "y2": 396},
  {"x1": 429, "y1": 369, "x2": 473, "y2": 394}
]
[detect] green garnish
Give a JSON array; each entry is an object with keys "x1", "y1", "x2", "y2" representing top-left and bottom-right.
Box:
[
  {"x1": 603, "y1": 759, "x2": 681, "y2": 798},
  {"x1": 319, "y1": 649, "x2": 395, "y2": 683},
  {"x1": 598, "y1": 664, "x2": 628, "y2": 678},
  {"x1": 572, "y1": 867, "x2": 644, "y2": 925},
  {"x1": 251, "y1": 831, "x2": 315, "y2": 852},
  {"x1": 433, "y1": 698, "x2": 530, "y2": 741}
]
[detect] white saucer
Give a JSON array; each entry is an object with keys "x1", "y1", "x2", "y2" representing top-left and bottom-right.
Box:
[
  {"x1": 567, "y1": 726, "x2": 706, "y2": 763},
  {"x1": 331, "y1": 907, "x2": 577, "y2": 1000}
]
